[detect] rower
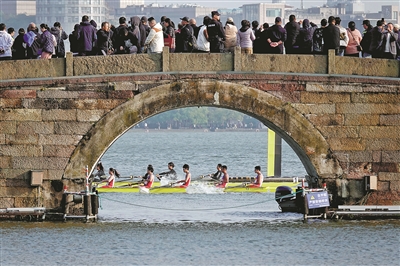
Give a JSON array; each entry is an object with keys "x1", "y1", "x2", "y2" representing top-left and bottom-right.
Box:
[
  {"x1": 175, "y1": 164, "x2": 191, "y2": 188},
  {"x1": 216, "y1": 165, "x2": 229, "y2": 188},
  {"x1": 101, "y1": 168, "x2": 118, "y2": 188},
  {"x1": 210, "y1": 163, "x2": 222, "y2": 181},
  {"x1": 247, "y1": 165, "x2": 264, "y2": 188},
  {"x1": 93, "y1": 162, "x2": 106, "y2": 182},
  {"x1": 156, "y1": 162, "x2": 177, "y2": 180},
  {"x1": 139, "y1": 165, "x2": 155, "y2": 189}
]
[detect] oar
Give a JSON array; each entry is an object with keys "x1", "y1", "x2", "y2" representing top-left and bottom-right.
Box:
[{"x1": 115, "y1": 181, "x2": 142, "y2": 188}]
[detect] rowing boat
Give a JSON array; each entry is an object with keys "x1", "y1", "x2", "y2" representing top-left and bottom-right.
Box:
[{"x1": 95, "y1": 181, "x2": 300, "y2": 194}]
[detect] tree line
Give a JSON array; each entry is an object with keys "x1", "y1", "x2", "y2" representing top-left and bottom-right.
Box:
[{"x1": 139, "y1": 107, "x2": 263, "y2": 130}]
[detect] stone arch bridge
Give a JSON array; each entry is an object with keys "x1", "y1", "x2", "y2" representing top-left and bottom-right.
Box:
[{"x1": 0, "y1": 49, "x2": 399, "y2": 208}]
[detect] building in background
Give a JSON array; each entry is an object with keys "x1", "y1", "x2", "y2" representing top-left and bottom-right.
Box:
[
  {"x1": 105, "y1": 0, "x2": 143, "y2": 9},
  {"x1": 36, "y1": 0, "x2": 107, "y2": 33},
  {"x1": 241, "y1": 3, "x2": 287, "y2": 25},
  {"x1": 1, "y1": 0, "x2": 36, "y2": 16}
]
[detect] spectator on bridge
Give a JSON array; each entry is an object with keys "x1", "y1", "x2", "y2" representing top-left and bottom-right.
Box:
[
  {"x1": 266, "y1": 17, "x2": 286, "y2": 54},
  {"x1": 360, "y1": 20, "x2": 373, "y2": 58},
  {"x1": 178, "y1": 16, "x2": 195, "y2": 53},
  {"x1": 207, "y1": 11, "x2": 225, "y2": 53},
  {"x1": 77, "y1": 15, "x2": 97, "y2": 56},
  {"x1": 224, "y1": 17, "x2": 237, "y2": 53},
  {"x1": 312, "y1": 18, "x2": 327, "y2": 54},
  {"x1": 12, "y1": 28, "x2": 27, "y2": 60},
  {"x1": 163, "y1": 18, "x2": 175, "y2": 52},
  {"x1": 115, "y1": 27, "x2": 139, "y2": 54},
  {"x1": 335, "y1": 17, "x2": 349, "y2": 56},
  {"x1": 129, "y1": 16, "x2": 146, "y2": 53},
  {"x1": 189, "y1": 18, "x2": 200, "y2": 39},
  {"x1": 50, "y1": 22, "x2": 68, "y2": 58},
  {"x1": 284, "y1": 14, "x2": 300, "y2": 54},
  {"x1": 25, "y1": 23, "x2": 41, "y2": 59},
  {"x1": 144, "y1": 17, "x2": 163, "y2": 53},
  {"x1": 381, "y1": 23, "x2": 398, "y2": 59},
  {"x1": 112, "y1": 17, "x2": 128, "y2": 49},
  {"x1": 393, "y1": 24, "x2": 400, "y2": 60},
  {"x1": 69, "y1": 24, "x2": 80, "y2": 54},
  {"x1": 7, "y1": 27, "x2": 15, "y2": 38},
  {"x1": 141, "y1": 16, "x2": 150, "y2": 38},
  {"x1": 369, "y1": 20, "x2": 385, "y2": 58},
  {"x1": 323, "y1": 16, "x2": 340, "y2": 55},
  {"x1": 237, "y1": 19, "x2": 255, "y2": 54},
  {"x1": 96, "y1": 22, "x2": 113, "y2": 55},
  {"x1": 0, "y1": 23, "x2": 13, "y2": 60},
  {"x1": 255, "y1": 23, "x2": 270, "y2": 54},
  {"x1": 298, "y1": 19, "x2": 317, "y2": 54},
  {"x1": 251, "y1": 20, "x2": 260, "y2": 36},
  {"x1": 345, "y1": 21, "x2": 362, "y2": 58},
  {"x1": 38, "y1": 23, "x2": 55, "y2": 59},
  {"x1": 196, "y1": 16, "x2": 211, "y2": 53}
]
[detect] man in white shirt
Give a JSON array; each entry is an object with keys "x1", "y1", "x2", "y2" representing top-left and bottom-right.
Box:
[{"x1": 0, "y1": 23, "x2": 14, "y2": 60}]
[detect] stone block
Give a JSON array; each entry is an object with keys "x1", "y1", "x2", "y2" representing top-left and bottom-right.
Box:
[
  {"x1": 77, "y1": 110, "x2": 106, "y2": 122},
  {"x1": 372, "y1": 163, "x2": 398, "y2": 173},
  {"x1": 108, "y1": 90, "x2": 134, "y2": 99},
  {"x1": 46, "y1": 170, "x2": 65, "y2": 180},
  {"x1": 0, "y1": 145, "x2": 42, "y2": 157},
  {"x1": 319, "y1": 126, "x2": 359, "y2": 138},
  {"x1": 0, "y1": 121, "x2": 16, "y2": 134},
  {"x1": 292, "y1": 103, "x2": 335, "y2": 114},
  {"x1": 22, "y1": 98, "x2": 77, "y2": 109},
  {"x1": 390, "y1": 180, "x2": 400, "y2": 191},
  {"x1": 378, "y1": 172, "x2": 400, "y2": 181},
  {"x1": 42, "y1": 109, "x2": 77, "y2": 121},
  {"x1": 0, "y1": 156, "x2": 12, "y2": 168},
  {"x1": 43, "y1": 145, "x2": 76, "y2": 157},
  {"x1": 0, "y1": 187, "x2": 37, "y2": 198},
  {"x1": 0, "y1": 89, "x2": 36, "y2": 99},
  {"x1": 77, "y1": 91, "x2": 107, "y2": 99},
  {"x1": 0, "y1": 168, "x2": 29, "y2": 179},
  {"x1": 328, "y1": 138, "x2": 365, "y2": 151},
  {"x1": 113, "y1": 82, "x2": 139, "y2": 91},
  {"x1": 344, "y1": 114, "x2": 380, "y2": 126},
  {"x1": 382, "y1": 151, "x2": 400, "y2": 163},
  {"x1": 0, "y1": 58, "x2": 65, "y2": 80},
  {"x1": 170, "y1": 53, "x2": 233, "y2": 72},
  {"x1": 12, "y1": 157, "x2": 69, "y2": 170},
  {"x1": 14, "y1": 197, "x2": 38, "y2": 208},
  {"x1": 336, "y1": 103, "x2": 400, "y2": 114},
  {"x1": 54, "y1": 122, "x2": 92, "y2": 135},
  {"x1": 37, "y1": 89, "x2": 78, "y2": 99},
  {"x1": 305, "y1": 83, "x2": 335, "y2": 92},
  {"x1": 306, "y1": 114, "x2": 344, "y2": 126},
  {"x1": 359, "y1": 126, "x2": 399, "y2": 139},
  {"x1": 366, "y1": 139, "x2": 400, "y2": 151},
  {"x1": 0, "y1": 197, "x2": 14, "y2": 208},
  {"x1": 300, "y1": 92, "x2": 350, "y2": 103},
  {"x1": 268, "y1": 90, "x2": 301, "y2": 103},
  {"x1": 335, "y1": 56, "x2": 399, "y2": 77},
  {"x1": 380, "y1": 115, "x2": 400, "y2": 126},
  {"x1": 334, "y1": 151, "x2": 373, "y2": 163},
  {"x1": 39, "y1": 134, "x2": 81, "y2": 145},
  {"x1": 351, "y1": 92, "x2": 399, "y2": 103},
  {"x1": 0, "y1": 98, "x2": 22, "y2": 108},
  {"x1": 377, "y1": 181, "x2": 390, "y2": 191},
  {"x1": 16, "y1": 122, "x2": 54, "y2": 135},
  {"x1": 73, "y1": 54, "x2": 162, "y2": 75},
  {"x1": 0, "y1": 109, "x2": 41, "y2": 121},
  {"x1": 5, "y1": 133, "x2": 39, "y2": 145}
]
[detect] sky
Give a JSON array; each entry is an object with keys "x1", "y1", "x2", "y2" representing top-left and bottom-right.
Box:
[{"x1": 145, "y1": 0, "x2": 400, "y2": 11}]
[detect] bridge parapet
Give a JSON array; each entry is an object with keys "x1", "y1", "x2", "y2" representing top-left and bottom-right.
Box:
[{"x1": 1, "y1": 48, "x2": 399, "y2": 81}]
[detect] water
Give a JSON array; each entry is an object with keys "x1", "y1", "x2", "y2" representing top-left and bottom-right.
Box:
[{"x1": 1, "y1": 130, "x2": 399, "y2": 265}]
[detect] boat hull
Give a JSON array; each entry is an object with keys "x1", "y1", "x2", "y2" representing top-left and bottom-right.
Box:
[{"x1": 95, "y1": 181, "x2": 300, "y2": 194}]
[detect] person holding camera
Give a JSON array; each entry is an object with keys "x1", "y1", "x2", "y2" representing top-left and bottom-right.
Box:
[{"x1": 0, "y1": 23, "x2": 14, "y2": 60}]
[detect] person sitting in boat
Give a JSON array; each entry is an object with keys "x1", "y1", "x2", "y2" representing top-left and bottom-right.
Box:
[
  {"x1": 102, "y1": 167, "x2": 120, "y2": 188},
  {"x1": 175, "y1": 164, "x2": 191, "y2": 188},
  {"x1": 140, "y1": 165, "x2": 155, "y2": 189},
  {"x1": 209, "y1": 163, "x2": 222, "y2": 181},
  {"x1": 247, "y1": 165, "x2": 264, "y2": 188},
  {"x1": 216, "y1": 165, "x2": 229, "y2": 188},
  {"x1": 93, "y1": 162, "x2": 106, "y2": 182},
  {"x1": 156, "y1": 162, "x2": 177, "y2": 180}
]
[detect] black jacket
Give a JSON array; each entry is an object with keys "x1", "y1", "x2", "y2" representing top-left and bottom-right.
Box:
[
  {"x1": 322, "y1": 24, "x2": 340, "y2": 54},
  {"x1": 284, "y1": 20, "x2": 300, "y2": 48}
]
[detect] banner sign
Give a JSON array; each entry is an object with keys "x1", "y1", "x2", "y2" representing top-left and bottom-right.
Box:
[{"x1": 306, "y1": 191, "x2": 330, "y2": 209}]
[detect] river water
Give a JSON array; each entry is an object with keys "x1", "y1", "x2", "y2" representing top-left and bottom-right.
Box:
[{"x1": 1, "y1": 130, "x2": 399, "y2": 265}]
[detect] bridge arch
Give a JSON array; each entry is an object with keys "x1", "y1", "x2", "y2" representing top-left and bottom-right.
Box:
[{"x1": 64, "y1": 80, "x2": 343, "y2": 179}]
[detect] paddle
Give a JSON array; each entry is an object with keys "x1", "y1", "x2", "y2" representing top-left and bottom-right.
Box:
[{"x1": 115, "y1": 181, "x2": 142, "y2": 188}]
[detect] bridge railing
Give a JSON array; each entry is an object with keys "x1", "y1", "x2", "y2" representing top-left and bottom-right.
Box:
[{"x1": 1, "y1": 47, "x2": 399, "y2": 81}]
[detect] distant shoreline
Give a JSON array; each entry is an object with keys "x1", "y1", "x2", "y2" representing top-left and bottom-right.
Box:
[{"x1": 130, "y1": 128, "x2": 269, "y2": 132}]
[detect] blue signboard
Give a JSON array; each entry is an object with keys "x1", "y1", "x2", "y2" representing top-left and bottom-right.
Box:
[{"x1": 306, "y1": 191, "x2": 330, "y2": 209}]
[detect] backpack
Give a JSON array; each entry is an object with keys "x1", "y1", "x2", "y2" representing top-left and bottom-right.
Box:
[{"x1": 188, "y1": 34, "x2": 198, "y2": 51}]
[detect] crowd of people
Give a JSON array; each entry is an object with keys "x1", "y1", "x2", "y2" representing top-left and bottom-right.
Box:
[{"x1": 0, "y1": 12, "x2": 399, "y2": 60}]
